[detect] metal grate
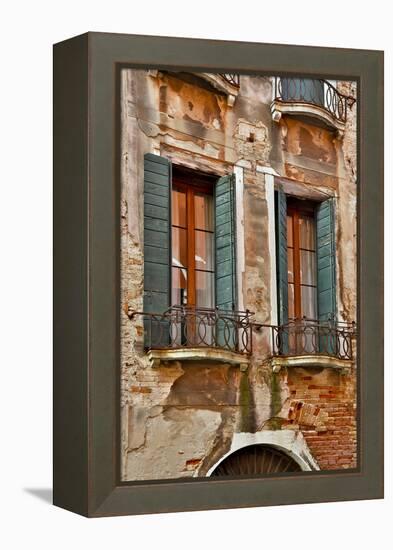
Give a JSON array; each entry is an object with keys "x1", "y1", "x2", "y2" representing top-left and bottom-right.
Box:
[
  {"x1": 219, "y1": 73, "x2": 240, "y2": 87},
  {"x1": 129, "y1": 306, "x2": 253, "y2": 355},
  {"x1": 256, "y1": 318, "x2": 356, "y2": 361},
  {"x1": 273, "y1": 77, "x2": 356, "y2": 123},
  {"x1": 211, "y1": 445, "x2": 302, "y2": 476}
]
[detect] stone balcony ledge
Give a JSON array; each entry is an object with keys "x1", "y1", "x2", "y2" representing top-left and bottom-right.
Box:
[
  {"x1": 270, "y1": 354, "x2": 353, "y2": 375},
  {"x1": 147, "y1": 347, "x2": 249, "y2": 371},
  {"x1": 271, "y1": 99, "x2": 346, "y2": 136}
]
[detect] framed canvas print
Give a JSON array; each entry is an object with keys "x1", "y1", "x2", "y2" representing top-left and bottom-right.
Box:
[{"x1": 53, "y1": 33, "x2": 383, "y2": 517}]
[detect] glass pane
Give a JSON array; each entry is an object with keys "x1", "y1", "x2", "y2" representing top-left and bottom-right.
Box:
[
  {"x1": 287, "y1": 248, "x2": 294, "y2": 283},
  {"x1": 172, "y1": 227, "x2": 187, "y2": 268},
  {"x1": 172, "y1": 266, "x2": 187, "y2": 306},
  {"x1": 171, "y1": 188, "x2": 186, "y2": 227},
  {"x1": 300, "y1": 250, "x2": 316, "y2": 285},
  {"x1": 288, "y1": 283, "x2": 295, "y2": 319},
  {"x1": 194, "y1": 192, "x2": 213, "y2": 231},
  {"x1": 301, "y1": 285, "x2": 317, "y2": 319},
  {"x1": 299, "y1": 216, "x2": 315, "y2": 250},
  {"x1": 195, "y1": 230, "x2": 214, "y2": 270},
  {"x1": 286, "y1": 215, "x2": 293, "y2": 247},
  {"x1": 195, "y1": 270, "x2": 215, "y2": 308}
]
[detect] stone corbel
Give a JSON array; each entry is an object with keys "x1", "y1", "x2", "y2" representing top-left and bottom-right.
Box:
[
  {"x1": 227, "y1": 94, "x2": 236, "y2": 107},
  {"x1": 271, "y1": 108, "x2": 282, "y2": 123},
  {"x1": 239, "y1": 362, "x2": 249, "y2": 373}
]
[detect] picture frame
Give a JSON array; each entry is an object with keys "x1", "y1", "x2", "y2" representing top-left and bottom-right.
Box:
[{"x1": 53, "y1": 32, "x2": 383, "y2": 517}]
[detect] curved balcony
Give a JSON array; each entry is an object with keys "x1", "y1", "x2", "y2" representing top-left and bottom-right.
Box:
[
  {"x1": 199, "y1": 73, "x2": 240, "y2": 106},
  {"x1": 271, "y1": 77, "x2": 356, "y2": 133},
  {"x1": 148, "y1": 70, "x2": 240, "y2": 106},
  {"x1": 128, "y1": 306, "x2": 252, "y2": 368},
  {"x1": 256, "y1": 318, "x2": 356, "y2": 373}
]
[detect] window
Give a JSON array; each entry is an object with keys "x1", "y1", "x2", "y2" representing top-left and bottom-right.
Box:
[
  {"x1": 143, "y1": 153, "x2": 238, "y2": 349},
  {"x1": 171, "y1": 171, "x2": 215, "y2": 309},
  {"x1": 275, "y1": 189, "x2": 337, "y2": 355},
  {"x1": 286, "y1": 200, "x2": 317, "y2": 320}
]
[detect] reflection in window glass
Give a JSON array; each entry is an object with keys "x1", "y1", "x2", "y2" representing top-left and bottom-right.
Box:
[
  {"x1": 288, "y1": 282, "x2": 295, "y2": 319},
  {"x1": 171, "y1": 189, "x2": 187, "y2": 227},
  {"x1": 196, "y1": 270, "x2": 215, "y2": 308},
  {"x1": 299, "y1": 216, "x2": 315, "y2": 250},
  {"x1": 286, "y1": 204, "x2": 317, "y2": 320},
  {"x1": 171, "y1": 227, "x2": 188, "y2": 268},
  {"x1": 287, "y1": 248, "x2": 294, "y2": 283},
  {"x1": 301, "y1": 285, "x2": 317, "y2": 320},
  {"x1": 194, "y1": 193, "x2": 213, "y2": 231},
  {"x1": 171, "y1": 181, "x2": 215, "y2": 309},
  {"x1": 195, "y1": 230, "x2": 214, "y2": 270},
  {"x1": 300, "y1": 250, "x2": 316, "y2": 286},
  {"x1": 172, "y1": 266, "x2": 187, "y2": 306}
]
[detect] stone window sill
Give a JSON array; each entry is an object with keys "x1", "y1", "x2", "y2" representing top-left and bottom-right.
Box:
[
  {"x1": 270, "y1": 354, "x2": 353, "y2": 374},
  {"x1": 147, "y1": 347, "x2": 249, "y2": 371}
]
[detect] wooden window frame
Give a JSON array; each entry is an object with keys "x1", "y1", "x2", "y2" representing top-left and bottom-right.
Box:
[
  {"x1": 171, "y1": 168, "x2": 215, "y2": 308},
  {"x1": 287, "y1": 199, "x2": 317, "y2": 320}
]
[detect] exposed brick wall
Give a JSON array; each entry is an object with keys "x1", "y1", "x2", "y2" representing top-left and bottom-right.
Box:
[
  {"x1": 284, "y1": 368, "x2": 357, "y2": 469},
  {"x1": 120, "y1": 70, "x2": 358, "y2": 480}
]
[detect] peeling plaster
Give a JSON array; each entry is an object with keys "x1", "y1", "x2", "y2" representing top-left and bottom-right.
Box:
[{"x1": 120, "y1": 69, "x2": 357, "y2": 480}]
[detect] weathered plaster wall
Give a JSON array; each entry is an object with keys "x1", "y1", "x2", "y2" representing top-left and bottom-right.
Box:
[{"x1": 120, "y1": 70, "x2": 357, "y2": 480}]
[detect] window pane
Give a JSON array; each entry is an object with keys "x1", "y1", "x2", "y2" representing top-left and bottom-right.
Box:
[
  {"x1": 172, "y1": 266, "x2": 187, "y2": 306},
  {"x1": 299, "y1": 216, "x2": 315, "y2": 250},
  {"x1": 287, "y1": 248, "x2": 294, "y2": 283},
  {"x1": 194, "y1": 192, "x2": 213, "y2": 231},
  {"x1": 287, "y1": 215, "x2": 293, "y2": 247},
  {"x1": 300, "y1": 250, "x2": 316, "y2": 285},
  {"x1": 196, "y1": 270, "x2": 215, "y2": 308},
  {"x1": 172, "y1": 188, "x2": 186, "y2": 227},
  {"x1": 288, "y1": 282, "x2": 295, "y2": 319},
  {"x1": 195, "y1": 230, "x2": 214, "y2": 270},
  {"x1": 172, "y1": 227, "x2": 187, "y2": 268},
  {"x1": 301, "y1": 285, "x2": 317, "y2": 319}
]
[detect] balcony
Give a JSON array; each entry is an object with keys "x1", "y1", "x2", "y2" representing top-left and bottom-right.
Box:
[
  {"x1": 271, "y1": 77, "x2": 356, "y2": 134},
  {"x1": 128, "y1": 307, "x2": 356, "y2": 372},
  {"x1": 256, "y1": 318, "x2": 356, "y2": 373},
  {"x1": 128, "y1": 306, "x2": 252, "y2": 368},
  {"x1": 219, "y1": 74, "x2": 240, "y2": 88},
  {"x1": 199, "y1": 73, "x2": 240, "y2": 106}
]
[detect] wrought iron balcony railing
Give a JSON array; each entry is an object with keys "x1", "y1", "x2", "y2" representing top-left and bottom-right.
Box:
[
  {"x1": 129, "y1": 306, "x2": 253, "y2": 355},
  {"x1": 219, "y1": 74, "x2": 240, "y2": 88},
  {"x1": 273, "y1": 77, "x2": 356, "y2": 123},
  {"x1": 256, "y1": 318, "x2": 356, "y2": 361}
]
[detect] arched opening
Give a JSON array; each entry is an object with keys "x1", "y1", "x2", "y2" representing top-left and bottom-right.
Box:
[{"x1": 210, "y1": 444, "x2": 302, "y2": 476}]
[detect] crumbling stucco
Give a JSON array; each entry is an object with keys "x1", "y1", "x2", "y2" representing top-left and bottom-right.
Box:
[{"x1": 120, "y1": 69, "x2": 357, "y2": 481}]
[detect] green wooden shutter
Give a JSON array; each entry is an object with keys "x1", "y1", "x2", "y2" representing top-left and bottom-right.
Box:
[
  {"x1": 215, "y1": 174, "x2": 237, "y2": 350},
  {"x1": 316, "y1": 198, "x2": 336, "y2": 321},
  {"x1": 316, "y1": 198, "x2": 337, "y2": 353},
  {"x1": 143, "y1": 153, "x2": 171, "y2": 347},
  {"x1": 275, "y1": 190, "x2": 288, "y2": 325},
  {"x1": 275, "y1": 190, "x2": 288, "y2": 354}
]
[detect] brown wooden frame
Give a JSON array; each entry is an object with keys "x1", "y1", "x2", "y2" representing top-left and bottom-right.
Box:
[
  {"x1": 53, "y1": 32, "x2": 383, "y2": 517},
  {"x1": 172, "y1": 170, "x2": 215, "y2": 308},
  {"x1": 287, "y1": 199, "x2": 317, "y2": 320}
]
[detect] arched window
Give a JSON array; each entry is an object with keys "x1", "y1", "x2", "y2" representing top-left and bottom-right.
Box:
[{"x1": 210, "y1": 444, "x2": 302, "y2": 476}]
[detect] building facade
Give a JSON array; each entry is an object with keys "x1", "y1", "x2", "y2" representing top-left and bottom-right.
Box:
[{"x1": 120, "y1": 69, "x2": 357, "y2": 480}]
